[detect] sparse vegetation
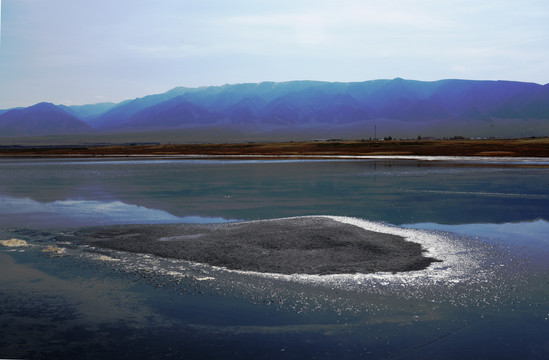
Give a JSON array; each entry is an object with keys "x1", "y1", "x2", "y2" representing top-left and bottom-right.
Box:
[{"x1": 1, "y1": 138, "x2": 549, "y2": 158}]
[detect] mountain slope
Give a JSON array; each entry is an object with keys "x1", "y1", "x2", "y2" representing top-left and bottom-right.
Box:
[
  {"x1": 0, "y1": 102, "x2": 93, "y2": 137},
  {"x1": 85, "y1": 87, "x2": 199, "y2": 129},
  {"x1": 96, "y1": 79, "x2": 547, "y2": 138},
  {"x1": 117, "y1": 96, "x2": 223, "y2": 130},
  {"x1": 2, "y1": 79, "x2": 548, "y2": 139},
  {"x1": 61, "y1": 102, "x2": 117, "y2": 120}
]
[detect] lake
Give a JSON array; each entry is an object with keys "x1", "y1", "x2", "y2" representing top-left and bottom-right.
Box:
[{"x1": 1, "y1": 157, "x2": 549, "y2": 359}]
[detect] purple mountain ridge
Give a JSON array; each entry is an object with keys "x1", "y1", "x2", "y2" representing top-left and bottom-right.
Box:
[
  {"x1": 0, "y1": 102, "x2": 93, "y2": 137},
  {"x1": 1, "y1": 79, "x2": 548, "y2": 139}
]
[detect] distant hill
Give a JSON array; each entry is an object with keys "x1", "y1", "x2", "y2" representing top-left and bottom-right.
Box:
[
  {"x1": 1, "y1": 79, "x2": 548, "y2": 140},
  {"x1": 0, "y1": 102, "x2": 93, "y2": 137}
]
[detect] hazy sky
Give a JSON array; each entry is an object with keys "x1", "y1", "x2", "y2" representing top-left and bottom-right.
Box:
[{"x1": 1, "y1": 0, "x2": 548, "y2": 108}]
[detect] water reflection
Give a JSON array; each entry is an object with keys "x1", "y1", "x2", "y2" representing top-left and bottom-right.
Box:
[
  {"x1": 404, "y1": 220, "x2": 549, "y2": 268},
  {"x1": 404, "y1": 219, "x2": 549, "y2": 245},
  {"x1": 0, "y1": 195, "x2": 232, "y2": 227},
  {"x1": 1, "y1": 158, "x2": 548, "y2": 226}
]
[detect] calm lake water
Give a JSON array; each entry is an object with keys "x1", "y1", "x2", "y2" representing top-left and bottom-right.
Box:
[{"x1": 1, "y1": 157, "x2": 549, "y2": 359}]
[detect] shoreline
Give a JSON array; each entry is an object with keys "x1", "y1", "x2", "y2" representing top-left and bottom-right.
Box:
[{"x1": 1, "y1": 138, "x2": 549, "y2": 158}]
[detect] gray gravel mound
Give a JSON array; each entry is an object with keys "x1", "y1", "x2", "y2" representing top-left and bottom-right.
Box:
[{"x1": 69, "y1": 217, "x2": 440, "y2": 275}]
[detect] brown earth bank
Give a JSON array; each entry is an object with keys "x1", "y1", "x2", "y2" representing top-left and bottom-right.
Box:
[{"x1": 1, "y1": 138, "x2": 549, "y2": 158}]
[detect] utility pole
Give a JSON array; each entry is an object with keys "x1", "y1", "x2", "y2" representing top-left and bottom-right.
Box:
[{"x1": 374, "y1": 124, "x2": 377, "y2": 140}]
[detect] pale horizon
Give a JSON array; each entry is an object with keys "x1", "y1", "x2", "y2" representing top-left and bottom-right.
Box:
[{"x1": 1, "y1": 0, "x2": 548, "y2": 109}]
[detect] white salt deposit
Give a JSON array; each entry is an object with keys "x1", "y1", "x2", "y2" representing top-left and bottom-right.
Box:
[{"x1": 0, "y1": 238, "x2": 29, "y2": 247}]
